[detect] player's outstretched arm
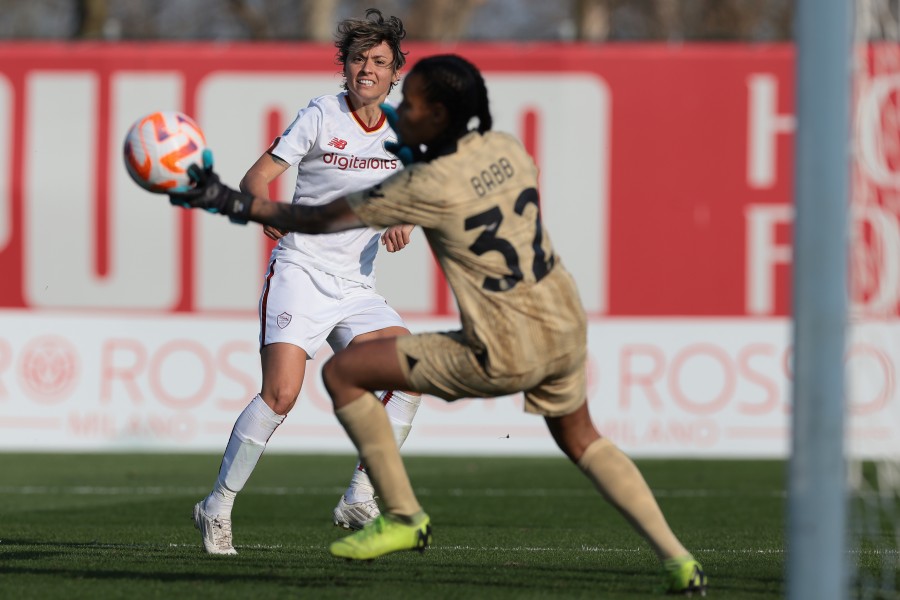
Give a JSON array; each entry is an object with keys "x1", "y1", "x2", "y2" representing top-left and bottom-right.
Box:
[
  {"x1": 168, "y1": 149, "x2": 365, "y2": 234},
  {"x1": 249, "y1": 194, "x2": 365, "y2": 234}
]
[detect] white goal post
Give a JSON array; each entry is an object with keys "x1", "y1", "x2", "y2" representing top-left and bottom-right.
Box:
[
  {"x1": 791, "y1": 1, "x2": 900, "y2": 599},
  {"x1": 787, "y1": 1, "x2": 852, "y2": 599}
]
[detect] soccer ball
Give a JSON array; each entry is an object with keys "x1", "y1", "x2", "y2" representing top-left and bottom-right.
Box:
[{"x1": 123, "y1": 110, "x2": 207, "y2": 193}]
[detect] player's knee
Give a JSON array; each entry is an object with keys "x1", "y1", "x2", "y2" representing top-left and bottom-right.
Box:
[
  {"x1": 261, "y1": 382, "x2": 301, "y2": 415},
  {"x1": 321, "y1": 356, "x2": 340, "y2": 397},
  {"x1": 322, "y1": 355, "x2": 358, "y2": 408}
]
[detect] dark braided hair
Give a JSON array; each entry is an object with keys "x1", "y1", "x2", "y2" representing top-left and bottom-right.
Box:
[
  {"x1": 335, "y1": 8, "x2": 408, "y2": 91},
  {"x1": 410, "y1": 54, "x2": 493, "y2": 138}
]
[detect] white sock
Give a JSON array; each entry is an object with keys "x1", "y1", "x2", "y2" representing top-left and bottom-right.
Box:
[
  {"x1": 344, "y1": 390, "x2": 421, "y2": 504},
  {"x1": 203, "y1": 394, "x2": 285, "y2": 518}
]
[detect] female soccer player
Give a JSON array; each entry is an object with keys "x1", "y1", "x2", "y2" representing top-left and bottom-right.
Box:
[
  {"x1": 190, "y1": 8, "x2": 422, "y2": 556},
  {"x1": 171, "y1": 54, "x2": 707, "y2": 595}
]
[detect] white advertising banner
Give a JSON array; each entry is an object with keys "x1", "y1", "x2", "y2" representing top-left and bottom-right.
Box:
[{"x1": 1, "y1": 310, "x2": 895, "y2": 458}]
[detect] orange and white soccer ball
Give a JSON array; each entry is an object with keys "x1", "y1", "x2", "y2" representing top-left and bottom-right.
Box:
[{"x1": 123, "y1": 110, "x2": 207, "y2": 193}]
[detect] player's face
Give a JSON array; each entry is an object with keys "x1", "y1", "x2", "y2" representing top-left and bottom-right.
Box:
[
  {"x1": 345, "y1": 42, "x2": 399, "y2": 106},
  {"x1": 395, "y1": 72, "x2": 446, "y2": 147}
]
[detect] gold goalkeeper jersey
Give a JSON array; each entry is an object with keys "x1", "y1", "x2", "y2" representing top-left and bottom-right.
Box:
[{"x1": 347, "y1": 130, "x2": 586, "y2": 377}]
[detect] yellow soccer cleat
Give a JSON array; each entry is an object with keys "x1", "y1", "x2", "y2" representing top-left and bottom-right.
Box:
[
  {"x1": 330, "y1": 512, "x2": 432, "y2": 560},
  {"x1": 663, "y1": 554, "x2": 707, "y2": 596}
]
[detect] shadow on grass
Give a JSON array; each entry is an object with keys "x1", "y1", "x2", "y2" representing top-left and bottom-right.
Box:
[{"x1": 0, "y1": 537, "x2": 663, "y2": 595}]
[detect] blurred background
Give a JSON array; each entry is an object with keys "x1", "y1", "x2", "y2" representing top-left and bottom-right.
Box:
[
  {"x1": 2, "y1": 3, "x2": 897, "y2": 596},
  {"x1": 1, "y1": 0, "x2": 794, "y2": 42},
  {"x1": 0, "y1": 0, "x2": 896, "y2": 462}
]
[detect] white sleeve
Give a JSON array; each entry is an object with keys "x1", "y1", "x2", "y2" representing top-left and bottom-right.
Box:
[{"x1": 268, "y1": 98, "x2": 324, "y2": 166}]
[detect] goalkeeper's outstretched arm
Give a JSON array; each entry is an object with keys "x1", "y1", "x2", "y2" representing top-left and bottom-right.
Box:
[
  {"x1": 249, "y1": 194, "x2": 365, "y2": 234},
  {"x1": 167, "y1": 152, "x2": 365, "y2": 234}
]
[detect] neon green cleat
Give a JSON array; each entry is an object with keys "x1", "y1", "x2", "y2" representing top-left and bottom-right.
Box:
[
  {"x1": 329, "y1": 512, "x2": 432, "y2": 560},
  {"x1": 663, "y1": 555, "x2": 707, "y2": 596}
]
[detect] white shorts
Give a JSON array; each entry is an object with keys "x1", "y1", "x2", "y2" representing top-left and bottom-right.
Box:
[{"x1": 259, "y1": 257, "x2": 406, "y2": 358}]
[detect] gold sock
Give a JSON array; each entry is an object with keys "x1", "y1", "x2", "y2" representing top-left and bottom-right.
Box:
[
  {"x1": 335, "y1": 392, "x2": 422, "y2": 517},
  {"x1": 578, "y1": 438, "x2": 688, "y2": 560}
]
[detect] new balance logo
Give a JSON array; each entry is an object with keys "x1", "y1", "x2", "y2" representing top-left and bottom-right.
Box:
[{"x1": 328, "y1": 137, "x2": 348, "y2": 149}]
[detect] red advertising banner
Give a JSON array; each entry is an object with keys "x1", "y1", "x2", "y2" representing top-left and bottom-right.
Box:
[{"x1": 0, "y1": 42, "x2": 797, "y2": 318}]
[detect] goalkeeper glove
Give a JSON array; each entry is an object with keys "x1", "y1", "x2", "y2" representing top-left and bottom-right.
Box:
[
  {"x1": 380, "y1": 103, "x2": 422, "y2": 166},
  {"x1": 168, "y1": 149, "x2": 253, "y2": 225}
]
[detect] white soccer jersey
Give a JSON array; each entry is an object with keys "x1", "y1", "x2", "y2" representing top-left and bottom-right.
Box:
[{"x1": 268, "y1": 92, "x2": 403, "y2": 285}]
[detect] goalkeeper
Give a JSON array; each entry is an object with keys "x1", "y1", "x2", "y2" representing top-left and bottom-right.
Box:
[{"x1": 170, "y1": 54, "x2": 707, "y2": 596}]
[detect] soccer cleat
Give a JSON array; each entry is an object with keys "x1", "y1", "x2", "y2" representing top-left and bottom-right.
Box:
[
  {"x1": 663, "y1": 555, "x2": 707, "y2": 596},
  {"x1": 192, "y1": 501, "x2": 237, "y2": 555},
  {"x1": 329, "y1": 512, "x2": 432, "y2": 560},
  {"x1": 333, "y1": 495, "x2": 381, "y2": 531}
]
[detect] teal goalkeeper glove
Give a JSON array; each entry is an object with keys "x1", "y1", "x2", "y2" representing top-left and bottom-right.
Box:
[
  {"x1": 380, "y1": 103, "x2": 422, "y2": 165},
  {"x1": 168, "y1": 149, "x2": 253, "y2": 225}
]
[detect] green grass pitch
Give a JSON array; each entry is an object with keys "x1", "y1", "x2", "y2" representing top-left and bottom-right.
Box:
[{"x1": 0, "y1": 453, "x2": 887, "y2": 599}]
